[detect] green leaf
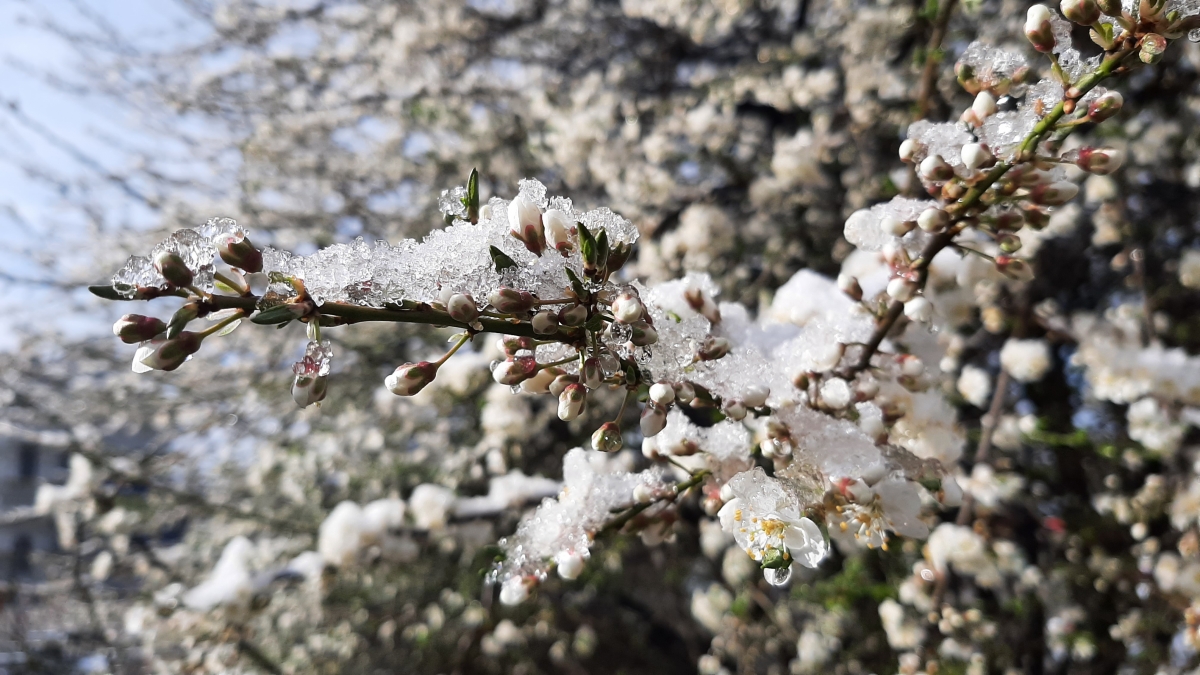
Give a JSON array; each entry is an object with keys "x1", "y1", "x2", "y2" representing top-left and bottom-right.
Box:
[
  {"x1": 466, "y1": 168, "x2": 480, "y2": 224},
  {"x1": 88, "y1": 284, "x2": 125, "y2": 300},
  {"x1": 595, "y1": 229, "x2": 610, "y2": 272},
  {"x1": 251, "y1": 304, "x2": 300, "y2": 325},
  {"x1": 166, "y1": 304, "x2": 199, "y2": 339},
  {"x1": 564, "y1": 268, "x2": 587, "y2": 298},
  {"x1": 489, "y1": 245, "x2": 517, "y2": 272}
]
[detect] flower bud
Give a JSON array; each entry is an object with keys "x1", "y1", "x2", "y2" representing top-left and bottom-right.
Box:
[
  {"x1": 1139, "y1": 33, "x2": 1167, "y2": 64},
  {"x1": 886, "y1": 277, "x2": 917, "y2": 302},
  {"x1": 499, "y1": 576, "x2": 532, "y2": 605},
  {"x1": 153, "y1": 250, "x2": 193, "y2": 287},
  {"x1": 742, "y1": 385, "x2": 770, "y2": 408},
  {"x1": 722, "y1": 399, "x2": 747, "y2": 421},
  {"x1": 640, "y1": 403, "x2": 667, "y2": 437},
  {"x1": 493, "y1": 356, "x2": 539, "y2": 386},
  {"x1": 1075, "y1": 147, "x2": 1124, "y2": 175},
  {"x1": 606, "y1": 241, "x2": 633, "y2": 275},
  {"x1": 549, "y1": 373, "x2": 578, "y2": 397},
  {"x1": 961, "y1": 143, "x2": 993, "y2": 171},
  {"x1": 558, "y1": 383, "x2": 587, "y2": 421},
  {"x1": 1030, "y1": 181, "x2": 1079, "y2": 206},
  {"x1": 215, "y1": 232, "x2": 263, "y2": 273},
  {"x1": 582, "y1": 357, "x2": 603, "y2": 389},
  {"x1": 837, "y1": 274, "x2": 863, "y2": 301},
  {"x1": 385, "y1": 361, "x2": 439, "y2": 396},
  {"x1": 134, "y1": 332, "x2": 202, "y2": 372},
  {"x1": 898, "y1": 354, "x2": 925, "y2": 378},
  {"x1": 591, "y1": 422, "x2": 623, "y2": 453},
  {"x1": 880, "y1": 215, "x2": 915, "y2": 237},
  {"x1": 531, "y1": 310, "x2": 559, "y2": 335},
  {"x1": 630, "y1": 321, "x2": 659, "y2": 346},
  {"x1": 559, "y1": 304, "x2": 588, "y2": 326},
  {"x1": 634, "y1": 483, "x2": 655, "y2": 504},
  {"x1": 684, "y1": 286, "x2": 722, "y2": 324},
  {"x1": 1025, "y1": 5, "x2": 1056, "y2": 52},
  {"x1": 971, "y1": 91, "x2": 997, "y2": 120},
  {"x1": 498, "y1": 335, "x2": 535, "y2": 356},
  {"x1": 697, "y1": 336, "x2": 731, "y2": 361},
  {"x1": 555, "y1": 550, "x2": 586, "y2": 580},
  {"x1": 446, "y1": 293, "x2": 479, "y2": 324},
  {"x1": 611, "y1": 292, "x2": 644, "y2": 324},
  {"x1": 675, "y1": 381, "x2": 696, "y2": 404},
  {"x1": 919, "y1": 209, "x2": 950, "y2": 235},
  {"x1": 919, "y1": 154, "x2": 954, "y2": 181},
  {"x1": 998, "y1": 233, "x2": 1023, "y2": 253},
  {"x1": 521, "y1": 366, "x2": 560, "y2": 394},
  {"x1": 543, "y1": 208, "x2": 574, "y2": 255},
  {"x1": 292, "y1": 373, "x2": 329, "y2": 408},
  {"x1": 113, "y1": 314, "x2": 167, "y2": 344},
  {"x1": 1097, "y1": 0, "x2": 1121, "y2": 14},
  {"x1": 903, "y1": 296, "x2": 933, "y2": 323},
  {"x1": 996, "y1": 255, "x2": 1034, "y2": 281},
  {"x1": 649, "y1": 382, "x2": 675, "y2": 406},
  {"x1": 488, "y1": 287, "x2": 535, "y2": 314},
  {"x1": 898, "y1": 139, "x2": 919, "y2": 163},
  {"x1": 1087, "y1": 91, "x2": 1123, "y2": 122},
  {"x1": 507, "y1": 193, "x2": 546, "y2": 256},
  {"x1": 1061, "y1": 0, "x2": 1101, "y2": 24}
]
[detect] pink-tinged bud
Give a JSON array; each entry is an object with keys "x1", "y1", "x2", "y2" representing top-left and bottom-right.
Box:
[
  {"x1": 292, "y1": 373, "x2": 329, "y2": 408},
  {"x1": 697, "y1": 336, "x2": 731, "y2": 361},
  {"x1": 880, "y1": 215, "x2": 915, "y2": 237},
  {"x1": 886, "y1": 277, "x2": 917, "y2": 302},
  {"x1": 996, "y1": 255, "x2": 1035, "y2": 281},
  {"x1": 549, "y1": 372, "x2": 578, "y2": 397},
  {"x1": 1061, "y1": 0, "x2": 1101, "y2": 24},
  {"x1": 543, "y1": 208, "x2": 574, "y2": 255},
  {"x1": 446, "y1": 293, "x2": 479, "y2": 324},
  {"x1": 1087, "y1": 91, "x2": 1123, "y2": 122},
  {"x1": 611, "y1": 292, "x2": 644, "y2": 324},
  {"x1": 113, "y1": 314, "x2": 167, "y2": 344},
  {"x1": 918, "y1": 154, "x2": 954, "y2": 181},
  {"x1": 488, "y1": 287, "x2": 535, "y2": 314},
  {"x1": 153, "y1": 250, "x2": 194, "y2": 287},
  {"x1": 134, "y1": 332, "x2": 201, "y2": 372},
  {"x1": 508, "y1": 194, "x2": 546, "y2": 256},
  {"x1": 684, "y1": 286, "x2": 721, "y2": 324},
  {"x1": 385, "y1": 361, "x2": 439, "y2": 396},
  {"x1": 971, "y1": 91, "x2": 997, "y2": 120},
  {"x1": 640, "y1": 403, "x2": 667, "y2": 437},
  {"x1": 649, "y1": 382, "x2": 675, "y2": 406},
  {"x1": 591, "y1": 422, "x2": 623, "y2": 453},
  {"x1": 559, "y1": 304, "x2": 588, "y2": 326},
  {"x1": 675, "y1": 381, "x2": 696, "y2": 404},
  {"x1": 722, "y1": 399, "x2": 747, "y2": 421},
  {"x1": 498, "y1": 335, "x2": 536, "y2": 356},
  {"x1": 493, "y1": 356, "x2": 538, "y2": 385},
  {"x1": 1139, "y1": 33, "x2": 1167, "y2": 64},
  {"x1": 742, "y1": 385, "x2": 769, "y2": 408},
  {"x1": 630, "y1": 321, "x2": 659, "y2": 346},
  {"x1": 1075, "y1": 147, "x2": 1124, "y2": 175},
  {"x1": 215, "y1": 232, "x2": 263, "y2": 273},
  {"x1": 521, "y1": 366, "x2": 560, "y2": 394},
  {"x1": 903, "y1": 296, "x2": 934, "y2": 323},
  {"x1": 961, "y1": 143, "x2": 994, "y2": 171},
  {"x1": 582, "y1": 357, "x2": 603, "y2": 389},
  {"x1": 531, "y1": 310, "x2": 559, "y2": 335},
  {"x1": 1030, "y1": 181, "x2": 1079, "y2": 206},
  {"x1": 558, "y1": 383, "x2": 587, "y2": 420},
  {"x1": 898, "y1": 139, "x2": 919, "y2": 163},
  {"x1": 1025, "y1": 5, "x2": 1056, "y2": 52},
  {"x1": 836, "y1": 274, "x2": 863, "y2": 301}
]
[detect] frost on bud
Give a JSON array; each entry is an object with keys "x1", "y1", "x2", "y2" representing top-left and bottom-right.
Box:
[
  {"x1": 611, "y1": 292, "x2": 644, "y2": 324},
  {"x1": 1061, "y1": 0, "x2": 1101, "y2": 25},
  {"x1": 385, "y1": 361, "x2": 439, "y2": 396},
  {"x1": 630, "y1": 321, "x2": 659, "y2": 346},
  {"x1": 1024, "y1": 5, "x2": 1056, "y2": 52},
  {"x1": 1139, "y1": 33, "x2": 1167, "y2": 64},
  {"x1": 215, "y1": 232, "x2": 263, "y2": 273},
  {"x1": 886, "y1": 277, "x2": 917, "y2": 302},
  {"x1": 836, "y1": 273, "x2": 863, "y2": 301},
  {"x1": 134, "y1": 332, "x2": 201, "y2": 372},
  {"x1": 1087, "y1": 91, "x2": 1123, "y2": 123},
  {"x1": 1030, "y1": 181, "x2": 1079, "y2": 206},
  {"x1": 493, "y1": 356, "x2": 538, "y2": 386},
  {"x1": 916, "y1": 206, "x2": 945, "y2": 233},
  {"x1": 559, "y1": 304, "x2": 588, "y2": 326},
  {"x1": 961, "y1": 143, "x2": 994, "y2": 171},
  {"x1": 508, "y1": 194, "x2": 546, "y2": 256},
  {"x1": 113, "y1": 314, "x2": 166, "y2": 344},
  {"x1": 903, "y1": 296, "x2": 934, "y2": 323},
  {"x1": 446, "y1": 293, "x2": 480, "y2": 324},
  {"x1": 488, "y1": 287, "x2": 535, "y2": 314},
  {"x1": 292, "y1": 373, "x2": 329, "y2": 408},
  {"x1": 591, "y1": 422, "x2": 623, "y2": 453},
  {"x1": 582, "y1": 357, "x2": 603, "y2": 389},
  {"x1": 1075, "y1": 147, "x2": 1124, "y2": 175},
  {"x1": 697, "y1": 337, "x2": 732, "y2": 362},
  {"x1": 558, "y1": 383, "x2": 587, "y2": 421},
  {"x1": 649, "y1": 382, "x2": 675, "y2": 406},
  {"x1": 880, "y1": 215, "x2": 915, "y2": 237},
  {"x1": 918, "y1": 154, "x2": 954, "y2": 181},
  {"x1": 543, "y1": 208, "x2": 574, "y2": 255},
  {"x1": 153, "y1": 250, "x2": 193, "y2": 287},
  {"x1": 555, "y1": 550, "x2": 586, "y2": 580},
  {"x1": 722, "y1": 399, "x2": 747, "y2": 421},
  {"x1": 898, "y1": 139, "x2": 919, "y2": 163},
  {"x1": 640, "y1": 403, "x2": 667, "y2": 437},
  {"x1": 684, "y1": 286, "x2": 722, "y2": 324},
  {"x1": 292, "y1": 340, "x2": 332, "y2": 408},
  {"x1": 499, "y1": 576, "x2": 532, "y2": 605},
  {"x1": 532, "y1": 310, "x2": 559, "y2": 335},
  {"x1": 971, "y1": 91, "x2": 997, "y2": 120}
]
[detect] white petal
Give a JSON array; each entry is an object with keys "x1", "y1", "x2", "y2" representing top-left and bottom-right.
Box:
[
  {"x1": 132, "y1": 344, "x2": 155, "y2": 373},
  {"x1": 716, "y1": 498, "x2": 742, "y2": 533},
  {"x1": 785, "y1": 517, "x2": 828, "y2": 568}
]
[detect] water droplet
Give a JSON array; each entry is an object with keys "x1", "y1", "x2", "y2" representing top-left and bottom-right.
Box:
[
  {"x1": 1190, "y1": 28, "x2": 1200, "y2": 42},
  {"x1": 764, "y1": 565, "x2": 792, "y2": 586}
]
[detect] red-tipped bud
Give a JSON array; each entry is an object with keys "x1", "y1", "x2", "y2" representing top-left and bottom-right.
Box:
[
  {"x1": 532, "y1": 310, "x2": 559, "y2": 335},
  {"x1": 1029, "y1": 181, "x2": 1080, "y2": 206},
  {"x1": 134, "y1": 332, "x2": 201, "y2": 372},
  {"x1": 549, "y1": 373, "x2": 578, "y2": 398},
  {"x1": 113, "y1": 314, "x2": 167, "y2": 344},
  {"x1": 1024, "y1": 5, "x2": 1056, "y2": 52},
  {"x1": 385, "y1": 361, "x2": 439, "y2": 396},
  {"x1": 543, "y1": 208, "x2": 574, "y2": 255},
  {"x1": 640, "y1": 403, "x2": 667, "y2": 437},
  {"x1": 1061, "y1": 0, "x2": 1101, "y2": 25},
  {"x1": 684, "y1": 286, "x2": 722, "y2": 324},
  {"x1": 611, "y1": 292, "x2": 644, "y2": 324},
  {"x1": 697, "y1": 336, "x2": 731, "y2": 361},
  {"x1": 215, "y1": 232, "x2": 263, "y2": 273},
  {"x1": 591, "y1": 422, "x2": 623, "y2": 453},
  {"x1": 446, "y1": 293, "x2": 479, "y2": 324},
  {"x1": 1075, "y1": 147, "x2": 1124, "y2": 175},
  {"x1": 488, "y1": 287, "x2": 535, "y2": 314},
  {"x1": 558, "y1": 383, "x2": 587, "y2": 421},
  {"x1": 1087, "y1": 91, "x2": 1123, "y2": 122},
  {"x1": 493, "y1": 356, "x2": 538, "y2": 385},
  {"x1": 508, "y1": 194, "x2": 546, "y2": 256},
  {"x1": 153, "y1": 250, "x2": 193, "y2": 287},
  {"x1": 498, "y1": 335, "x2": 536, "y2": 356}
]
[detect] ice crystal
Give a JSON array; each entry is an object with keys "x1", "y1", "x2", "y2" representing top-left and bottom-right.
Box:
[{"x1": 843, "y1": 197, "x2": 938, "y2": 255}]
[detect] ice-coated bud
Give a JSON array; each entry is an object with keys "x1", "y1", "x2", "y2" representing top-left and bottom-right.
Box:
[
  {"x1": 591, "y1": 422, "x2": 623, "y2": 453},
  {"x1": 493, "y1": 356, "x2": 539, "y2": 386},
  {"x1": 649, "y1": 382, "x2": 675, "y2": 406},
  {"x1": 292, "y1": 373, "x2": 329, "y2": 408},
  {"x1": 630, "y1": 321, "x2": 659, "y2": 347},
  {"x1": 742, "y1": 385, "x2": 770, "y2": 408},
  {"x1": 836, "y1": 273, "x2": 863, "y2": 301},
  {"x1": 559, "y1": 304, "x2": 588, "y2": 326},
  {"x1": 898, "y1": 139, "x2": 919, "y2": 163},
  {"x1": 135, "y1": 332, "x2": 202, "y2": 372},
  {"x1": 446, "y1": 293, "x2": 479, "y2": 324},
  {"x1": 499, "y1": 576, "x2": 532, "y2": 605},
  {"x1": 971, "y1": 91, "x2": 997, "y2": 120},
  {"x1": 531, "y1": 310, "x2": 559, "y2": 335},
  {"x1": 903, "y1": 296, "x2": 934, "y2": 323},
  {"x1": 611, "y1": 292, "x2": 644, "y2": 324},
  {"x1": 722, "y1": 399, "x2": 747, "y2": 421},
  {"x1": 675, "y1": 381, "x2": 696, "y2": 404},
  {"x1": 215, "y1": 232, "x2": 263, "y2": 273},
  {"x1": 521, "y1": 366, "x2": 560, "y2": 394},
  {"x1": 113, "y1": 314, "x2": 167, "y2": 344},
  {"x1": 918, "y1": 207, "x2": 949, "y2": 233},
  {"x1": 555, "y1": 550, "x2": 586, "y2": 580},
  {"x1": 488, "y1": 287, "x2": 535, "y2": 314},
  {"x1": 1075, "y1": 147, "x2": 1124, "y2": 175},
  {"x1": 1087, "y1": 91, "x2": 1123, "y2": 122},
  {"x1": 543, "y1": 208, "x2": 574, "y2": 255},
  {"x1": 880, "y1": 215, "x2": 915, "y2": 237},
  {"x1": 582, "y1": 357, "x2": 602, "y2": 389},
  {"x1": 697, "y1": 336, "x2": 731, "y2": 361},
  {"x1": 1061, "y1": 0, "x2": 1101, "y2": 24},
  {"x1": 1140, "y1": 33, "x2": 1167, "y2": 64},
  {"x1": 508, "y1": 193, "x2": 546, "y2": 256},
  {"x1": 1024, "y1": 5, "x2": 1056, "y2": 52},
  {"x1": 640, "y1": 403, "x2": 667, "y2": 437},
  {"x1": 961, "y1": 143, "x2": 993, "y2": 171},
  {"x1": 918, "y1": 154, "x2": 954, "y2": 181},
  {"x1": 1030, "y1": 181, "x2": 1079, "y2": 206},
  {"x1": 558, "y1": 383, "x2": 587, "y2": 421},
  {"x1": 152, "y1": 250, "x2": 193, "y2": 287},
  {"x1": 385, "y1": 361, "x2": 439, "y2": 396},
  {"x1": 684, "y1": 286, "x2": 722, "y2": 324},
  {"x1": 886, "y1": 277, "x2": 917, "y2": 302}
]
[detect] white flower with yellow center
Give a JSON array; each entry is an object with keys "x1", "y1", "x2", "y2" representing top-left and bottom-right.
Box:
[{"x1": 716, "y1": 468, "x2": 827, "y2": 568}]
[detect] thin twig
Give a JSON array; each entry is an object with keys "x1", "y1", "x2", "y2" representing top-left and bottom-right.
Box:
[{"x1": 916, "y1": 0, "x2": 959, "y2": 118}]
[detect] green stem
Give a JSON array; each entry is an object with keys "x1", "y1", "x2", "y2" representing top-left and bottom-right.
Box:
[
  {"x1": 434, "y1": 332, "x2": 472, "y2": 366},
  {"x1": 600, "y1": 470, "x2": 710, "y2": 536}
]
